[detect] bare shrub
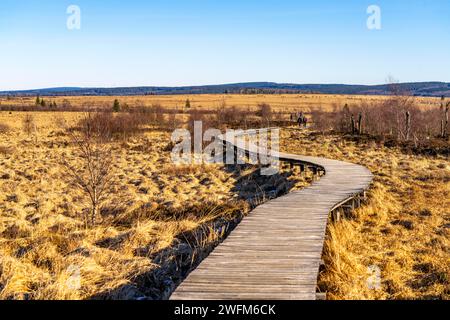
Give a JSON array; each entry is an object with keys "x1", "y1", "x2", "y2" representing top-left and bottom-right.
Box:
[
  {"x1": 440, "y1": 98, "x2": 449, "y2": 138},
  {"x1": 125, "y1": 104, "x2": 173, "y2": 129},
  {"x1": 22, "y1": 114, "x2": 36, "y2": 136},
  {"x1": 338, "y1": 103, "x2": 352, "y2": 132},
  {"x1": 185, "y1": 108, "x2": 220, "y2": 152},
  {"x1": 311, "y1": 96, "x2": 445, "y2": 146},
  {"x1": 310, "y1": 106, "x2": 338, "y2": 133},
  {"x1": 215, "y1": 103, "x2": 250, "y2": 129},
  {"x1": 62, "y1": 113, "x2": 115, "y2": 226},
  {"x1": 54, "y1": 115, "x2": 68, "y2": 130},
  {"x1": 187, "y1": 108, "x2": 209, "y2": 133},
  {"x1": 150, "y1": 104, "x2": 165, "y2": 124},
  {"x1": 61, "y1": 99, "x2": 72, "y2": 109},
  {"x1": 76, "y1": 111, "x2": 149, "y2": 140},
  {"x1": 357, "y1": 96, "x2": 418, "y2": 140},
  {"x1": 271, "y1": 110, "x2": 289, "y2": 126},
  {"x1": 257, "y1": 103, "x2": 272, "y2": 126},
  {"x1": 215, "y1": 103, "x2": 234, "y2": 126},
  {"x1": 167, "y1": 112, "x2": 181, "y2": 131}
]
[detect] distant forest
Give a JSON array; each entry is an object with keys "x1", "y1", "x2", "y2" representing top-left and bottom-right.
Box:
[{"x1": 1, "y1": 82, "x2": 449, "y2": 97}]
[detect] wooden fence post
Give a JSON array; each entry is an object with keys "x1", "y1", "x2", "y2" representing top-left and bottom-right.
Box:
[
  {"x1": 358, "y1": 112, "x2": 363, "y2": 135},
  {"x1": 299, "y1": 164, "x2": 305, "y2": 173},
  {"x1": 441, "y1": 99, "x2": 449, "y2": 138},
  {"x1": 405, "y1": 111, "x2": 411, "y2": 141},
  {"x1": 351, "y1": 114, "x2": 355, "y2": 134},
  {"x1": 444, "y1": 105, "x2": 449, "y2": 138}
]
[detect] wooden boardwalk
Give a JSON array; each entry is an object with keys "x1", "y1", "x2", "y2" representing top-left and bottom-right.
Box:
[{"x1": 171, "y1": 128, "x2": 373, "y2": 300}]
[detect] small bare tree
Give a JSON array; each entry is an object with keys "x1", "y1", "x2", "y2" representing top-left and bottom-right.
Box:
[
  {"x1": 62, "y1": 113, "x2": 115, "y2": 226},
  {"x1": 257, "y1": 103, "x2": 272, "y2": 127},
  {"x1": 22, "y1": 114, "x2": 37, "y2": 142}
]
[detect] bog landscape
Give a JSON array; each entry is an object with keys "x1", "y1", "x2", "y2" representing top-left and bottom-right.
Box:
[
  {"x1": 0, "y1": 1, "x2": 448, "y2": 303},
  {"x1": 0, "y1": 90, "x2": 448, "y2": 300}
]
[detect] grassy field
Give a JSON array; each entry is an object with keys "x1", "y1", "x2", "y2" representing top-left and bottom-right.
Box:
[
  {"x1": 0, "y1": 112, "x2": 309, "y2": 299},
  {"x1": 282, "y1": 129, "x2": 449, "y2": 299},
  {"x1": 0, "y1": 94, "x2": 441, "y2": 112},
  {"x1": 0, "y1": 93, "x2": 448, "y2": 300}
]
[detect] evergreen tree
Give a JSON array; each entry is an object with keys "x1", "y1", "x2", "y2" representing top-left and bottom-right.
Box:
[{"x1": 112, "y1": 99, "x2": 121, "y2": 112}]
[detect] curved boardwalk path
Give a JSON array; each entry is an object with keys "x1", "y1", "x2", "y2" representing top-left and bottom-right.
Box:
[{"x1": 171, "y1": 129, "x2": 373, "y2": 300}]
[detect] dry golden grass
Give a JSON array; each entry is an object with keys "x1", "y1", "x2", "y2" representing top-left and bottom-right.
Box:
[
  {"x1": 0, "y1": 112, "x2": 308, "y2": 300},
  {"x1": 0, "y1": 94, "x2": 440, "y2": 113},
  {"x1": 1, "y1": 106, "x2": 447, "y2": 300},
  {"x1": 282, "y1": 129, "x2": 449, "y2": 300}
]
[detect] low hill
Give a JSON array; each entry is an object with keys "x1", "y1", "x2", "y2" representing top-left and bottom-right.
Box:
[{"x1": 1, "y1": 82, "x2": 449, "y2": 97}]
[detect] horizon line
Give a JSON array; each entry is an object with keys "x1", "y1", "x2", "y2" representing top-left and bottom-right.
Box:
[{"x1": 1, "y1": 80, "x2": 449, "y2": 93}]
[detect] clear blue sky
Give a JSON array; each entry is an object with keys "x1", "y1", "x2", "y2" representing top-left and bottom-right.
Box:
[{"x1": 0, "y1": 0, "x2": 449, "y2": 90}]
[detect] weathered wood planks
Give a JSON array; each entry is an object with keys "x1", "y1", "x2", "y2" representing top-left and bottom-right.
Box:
[{"x1": 170, "y1": 128, "x2": 373, "y2": 300}]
